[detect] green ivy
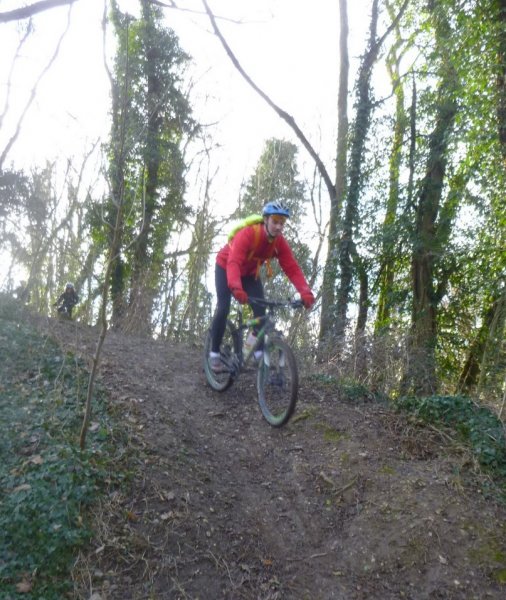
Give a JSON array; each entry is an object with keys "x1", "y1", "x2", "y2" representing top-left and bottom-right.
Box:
[
  {"x1": 0, "y1": 296, "x2": 125, "y2": 597},
  {"x1": 395, "y1": 395, "x2": 506, "y2": 480}
]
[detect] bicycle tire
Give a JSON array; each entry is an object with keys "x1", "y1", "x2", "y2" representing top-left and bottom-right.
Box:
[
  {"x1": 257, "y1": 337, "x2": 298, "y2": 427},
  {"x1": 203, "y1": 321, "x2": 240, "y2": 392}
]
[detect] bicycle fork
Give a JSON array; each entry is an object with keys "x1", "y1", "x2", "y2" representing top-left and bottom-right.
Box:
[{"x1": 263, "y1": 334, "x2": 286, "y2": 368}]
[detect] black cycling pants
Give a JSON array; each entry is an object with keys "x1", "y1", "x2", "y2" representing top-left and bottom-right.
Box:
[
  {"x1": 210, "y1": 264, "x2": 266, "y2": 353},
  {"x1": 58, "y1": 303, "x2": 74, "y2": 317}
]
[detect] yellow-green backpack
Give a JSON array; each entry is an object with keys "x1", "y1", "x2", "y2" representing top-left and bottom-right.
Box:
[{"x1": 227, "y1": 214, "x2": 278, "y2": 278}]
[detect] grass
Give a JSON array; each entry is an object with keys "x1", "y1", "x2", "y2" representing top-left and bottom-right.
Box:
[{"x1": 0, "y1": 295, "x2": 126, "y2": 599}]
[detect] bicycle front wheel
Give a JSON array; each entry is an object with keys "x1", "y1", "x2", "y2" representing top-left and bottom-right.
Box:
[
  {"x1": 203, "y1": 321, "x2": 239, "y2": 392},
  {"x1": 257, "y1": 337, "x2": 298, "y2": 427}
]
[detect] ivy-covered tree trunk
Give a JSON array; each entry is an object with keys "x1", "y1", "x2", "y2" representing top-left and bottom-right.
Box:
[
  {"x1": 353, "y1": 252, "x2": 369, "y2": 377},
  {"x1": 107, "y1": 0, "x2": 195, "y2": 335},
  {"x1": 375, "y1": 6, "x2": 407, "y2": 334},
  {"x1": 402, "y1": 81, "x2": 458, "y2": 395},
  {"x1": 107, "y1": 5, "x2": 130, "y2": 328},
  {"x1": 458, "y1": 0, "x2": 506, "y2": 397},
  {"x1": 477, "y1": 285, "x2": 506, "y2": 395},
  {"x1": 334, "y1": 0, "x2": 380, "y2": 343},
  {"x1": 127, "y1": 0, "x2": 163, "y2": 333},
  {"x1": 458, "y1": 288, "x2": 506, "y2": 393},
  {"x1": 318, "y1": 0, "x2": 348, "y2": 350},
  {"x1": 497, "y1": 0, "x2": 506, "y2": 169},
  {"x1": 108, "y1": 113, "x2": 128, "y2": 329},
  {"x1": 334, "y1": 0, "x2": 409, "y2": 346}
]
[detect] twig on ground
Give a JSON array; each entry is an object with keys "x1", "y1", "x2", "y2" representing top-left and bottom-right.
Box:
[{"x1": 318, "y1": 471, "x2": 358, "y2": 496}]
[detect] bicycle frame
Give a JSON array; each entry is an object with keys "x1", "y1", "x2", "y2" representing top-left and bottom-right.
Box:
[{"x1": 233, "y1": 298, "x2": 293, "y2": 369}]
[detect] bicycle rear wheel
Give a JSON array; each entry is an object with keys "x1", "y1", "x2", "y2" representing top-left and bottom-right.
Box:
[
  {"x1": 203, "y1": 321, "x2": 240, "y2": 392},
  {"x1": 257, "y1": 337, "x2": 298, "y2": 427}
]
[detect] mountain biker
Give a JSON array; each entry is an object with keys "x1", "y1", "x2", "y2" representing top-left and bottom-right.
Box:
[
  {"x1": 209, "y1": 200, "x2": 315, "y2": 373},
  {"x1": 54, "y1": 282, "x2": 79, "y2": 318},
  {"x1": 14, "y1": 280, "x2": 30, "y2": 303}
]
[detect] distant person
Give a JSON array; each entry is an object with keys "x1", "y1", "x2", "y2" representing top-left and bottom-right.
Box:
[
  {"x1": 54, "y1": 282, "x2": 79, "y2": 319},
  {"x1": 208, "y1": 200, "x2": 315, "y2": 373},
  {"x1": 15, "y1": 281, "x2": 30, "y2": 303}
]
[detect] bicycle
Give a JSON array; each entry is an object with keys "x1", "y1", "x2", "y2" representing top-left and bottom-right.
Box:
[
  {"x1": 54, "y1": 302, "x2": 75, "y2": 320},
  {"x1": 203, "y1": 296, "x2": 303, "y2": 427}
]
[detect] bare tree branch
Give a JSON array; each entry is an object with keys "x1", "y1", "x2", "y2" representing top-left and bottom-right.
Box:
[
  {"x1": 149, "y1": 0, "x2": 244, "y2": 23},
  {"x1": 0, "y1": 0, "x2": 77, "y2": 23},
  {"x1": 200, "y1": 0, "x2": 336, "y2": 203},
  {"x1": 376, "y1": 0, "x2": 409, "y2": 50},
  {"x1": 148, "y1": 0, "x2": 177, "y2": 8},
  {"x1": 0, "y1": 23, "x2": 33, "y2": 128},
  {"x1": 0, "y1": 4, "x2": 74, "y2": 169}
]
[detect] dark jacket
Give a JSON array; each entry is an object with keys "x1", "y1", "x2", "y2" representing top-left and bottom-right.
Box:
[{"x1": 57, "y1": 289, "x2": 79, "y2": 307}]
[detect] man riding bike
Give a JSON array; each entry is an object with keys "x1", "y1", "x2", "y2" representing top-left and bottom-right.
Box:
[
  {"x1": 54, "y1": 282, "x2": 79, "y2": 319},
  {"x1": 208, "y1": 201, "x2": 315, "y2": 373}
]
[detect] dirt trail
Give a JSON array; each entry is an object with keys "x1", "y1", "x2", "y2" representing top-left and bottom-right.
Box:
[{"x1": 40, "y1": 317, "x2": 506, "y2": 599}]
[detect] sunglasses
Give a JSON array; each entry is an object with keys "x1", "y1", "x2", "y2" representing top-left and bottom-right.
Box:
[{"x1": 271, "y1": 216, "x2": 287, "y2": 226}]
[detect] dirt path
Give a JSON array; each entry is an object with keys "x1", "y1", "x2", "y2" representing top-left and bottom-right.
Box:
[{"x1": 40, "y1": 318, "x2": 506, "y2": 599}]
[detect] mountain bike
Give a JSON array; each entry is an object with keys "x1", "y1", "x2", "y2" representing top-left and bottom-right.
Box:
[
  {"x1": 54, "y1": 302, "x2": 75, "y2": 320},
  {"x1": 203, "y1": 296, "x2": 303, "y2": 427}
]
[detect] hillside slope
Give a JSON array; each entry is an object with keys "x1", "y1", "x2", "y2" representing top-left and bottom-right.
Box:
[{"x1": 37, "y1": 316, "x2": 506, "y2": 600}]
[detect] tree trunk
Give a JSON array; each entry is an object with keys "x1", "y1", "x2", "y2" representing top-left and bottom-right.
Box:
[
  {"x1": 334, "y1": 0, "x2": 380, "y2": 342},
  {"x1": 496, "y1": 0, "x2": 506, "y2": 169},
  {"x1": 402, "y1": 93, "x2": 458, "y2": 395},
  {"x1": 354, "y1": 249, "x2": 369, "y2": 377},
  {"x1": 458, "y1": 289, "x2": 505, "y2": 392},
  {"x1": 318, "y1": 0, "x2": 348, "y2": 350},
  {"x1": 477, "y1": 285, "x2": 506, "y2": 396},
  {"x1": 375, "y1": 10, "x2": 407, "y2": 334},
  {"x1": 125, "y1": 1, "x2": 162, "y2": 334},
  {"x1": 105, "y1": 8, "x2": 130, "y2": 327}
]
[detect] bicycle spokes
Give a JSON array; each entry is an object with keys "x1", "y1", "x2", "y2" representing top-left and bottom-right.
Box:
[
  {"x1": 257, "y1": 338, "x2": 298, "y2": 427},
  {"x1": 264, "y1": 347, "x2": 286, "y2": 368}
]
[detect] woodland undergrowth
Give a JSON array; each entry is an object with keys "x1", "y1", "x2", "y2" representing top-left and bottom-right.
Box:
[{"x1": 0, "y1": 296, "x2": 129, "y2": 599}]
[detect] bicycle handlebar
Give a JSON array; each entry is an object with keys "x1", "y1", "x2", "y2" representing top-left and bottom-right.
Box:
[{"x1": 248, "y1": 296, "x2": 303, "y2": 310}]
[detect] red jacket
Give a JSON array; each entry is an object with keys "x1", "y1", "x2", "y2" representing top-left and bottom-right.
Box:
[{"x1": 216, "y1": 223, "x2": 312, "y2": 296}]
